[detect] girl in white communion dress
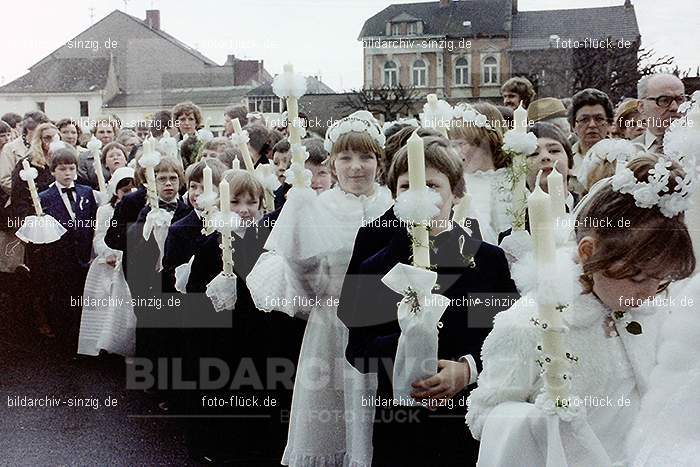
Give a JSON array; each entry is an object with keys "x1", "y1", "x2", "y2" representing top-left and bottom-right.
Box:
[
  {"x1": 467, "y1": 155, "x2": 696, "y2": 466},
  {"x1": 246, "y1": 111, "x2": 393, "y2": 467}
]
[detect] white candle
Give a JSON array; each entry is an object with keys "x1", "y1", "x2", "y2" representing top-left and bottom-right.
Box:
[
  {"x1": 203, "y1": 165, "x2": 213, "y2": 195},
  {"x1": 146, "y1": 167, "x2": 158, "y2": 210},
  {"x1": 232, "y1": 118, "x2": 255, "y2": 172},
  {"x1": 547, "y1": 160, "x2": 566, "y2": 218},
  {"x1": 528, "y1": 170, "x2": 568, "y2": 404},
  {"x1": 232, "y1": 159, "x2": 241, "y2": 171},
  {"x1": 284, "y1": 64, "x2": 302, "y2": 146},
  {"x1": 219, "y1": 177, "x2": 233, "y2": 275},
  {"x1": 514, "y1": 103, "x2": 528, "y2": 134},
  {"x1": 22, "y1": 159, "x2": 43, "y2": 216},
  {"x1": 88, "y1": 136, "x2": 107, "y2": 193},
  {"x1": 407, "y1": 131, "x2": 426, "y2": 190},
  {"x1": 452, "y1": 191, "x2": 471, "y2": 227},
  {"x1": 427, "y1": 93, "x2": 448, "y2": 138},
  {"x1": 407, "y1": 131, "x2": 430, "y2": 269}
]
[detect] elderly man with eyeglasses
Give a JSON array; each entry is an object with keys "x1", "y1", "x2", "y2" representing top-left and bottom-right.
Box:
[
  {"x1": 567, "y1": 88, "x2": 614, "y2": 195},
  {"x1": 633, "y1": 73, "x2": 687, "y2": 156}
]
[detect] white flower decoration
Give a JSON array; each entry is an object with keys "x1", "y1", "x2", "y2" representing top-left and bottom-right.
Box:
[
  {"x1": 230, "y1": 130, "x2": 250, "y2": 147},
  {"x1": 19, "y1": 166, "x2": 38, "y2": 182},
  {"x1": 503, "y1": 130, "x2": 538, "y2": 155},
  {"x1": 324, "y1": 110, "x2": 384, "y2": 153},
  {"x1": 272, "y1": 66, "x2": 307, "y2": 98}
]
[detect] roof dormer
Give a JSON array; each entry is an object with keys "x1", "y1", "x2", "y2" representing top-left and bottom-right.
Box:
[{"x1": 386, "y1": 12, "x2": 423, "y2": 36}]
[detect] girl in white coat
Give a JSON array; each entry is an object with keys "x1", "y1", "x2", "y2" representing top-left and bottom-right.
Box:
[
  {"x1": 466, "y1": 154, "x2": 696, "y2": 466},
  {"x1": 247, "y1": 111, "x2": 393, "y2": 467}
]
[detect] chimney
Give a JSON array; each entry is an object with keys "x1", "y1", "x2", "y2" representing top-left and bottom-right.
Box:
[
  {"x1": 439, "y1": 0, "x2": 450, "y2": 7},
  {"x1": 512, "y1": 0, "x2": 518, "y2": 15},
  {"x1": 258, "y1": 60, "x2": 263, "y2": 84},
  {"x1": 145, "y1": 10, "x2": 160, "y2": 30},
  {"x1": 624, "y1": 0, "x2": 632, "y2": 8}
]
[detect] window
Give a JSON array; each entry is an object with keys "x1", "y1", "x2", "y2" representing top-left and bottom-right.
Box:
[
  {"x1": 36, "y1": 102, "x2": 45, "y2": 112},
  {"x1": 392, "y1": 23, "x2": 400, "y2": 35},
  {"x1": 412, "y1": 59, "x2": 427, "y2": 87},
  {"x1": 482, "y1": 56, "x2": 499, "y2": 85},
  {"x1": 407, "y1": 22, "x2": 417, "y2": 35},
  {"x1": 384, "y1": 61, "x2": 398, "y2": 87},
  {"x1": 79, "y1": 101, "x2": 89, "y2": 117},
  {"x1": 454, "y1": 57, "x2": 470, "y2": 86}
]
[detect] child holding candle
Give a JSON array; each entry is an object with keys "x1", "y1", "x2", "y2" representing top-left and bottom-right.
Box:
[
  {"x1": 467, "y1": 154, "x2": 695, "y2": 466},
  {"x1": 339, "y1": 137, "x2": 517, "y2": 466},
  {"x1": 36, "y1": 146, "x2": 98, "y2": 344},
  {"x1": 184, "y1": 170, "x2": 274, "y2": 463},
  {"x1": 449, "y1": 102, "x2": 512, "y2": 244},
  {"x1": 78, "y1": 167, "x2": 136, "y2": 356},
  {"x1": 246, "y1": 110, "x2": 393, "y2": 467}
]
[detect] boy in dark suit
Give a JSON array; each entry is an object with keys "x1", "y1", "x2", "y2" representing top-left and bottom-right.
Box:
[
  {"x1": 339, "y1": 137, "x2": 518, "y2": 466},
  {"x1": 38, "y1": 146, "x2": 98, "y2": 344}
]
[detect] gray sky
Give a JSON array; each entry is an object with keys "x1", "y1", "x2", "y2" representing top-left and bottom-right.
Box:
[{"x1": 1, "y1": 0, "x2": 697, "y2": 92}]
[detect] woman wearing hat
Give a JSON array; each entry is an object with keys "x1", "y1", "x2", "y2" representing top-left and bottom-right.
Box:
[{"x1": 612, "y1": 99, "x2": 645, "y2": 140}]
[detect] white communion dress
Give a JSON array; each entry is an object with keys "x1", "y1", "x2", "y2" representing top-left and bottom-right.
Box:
[
  {"x1": 247, "y1": 184, "x2": 393, "y2": 467},
  {"x1": 467, "y1": 278, "x2": 663, "y2": 467},
  {"x1": 627, "y1": 274, "x2": 700, "y2": 466},
  {"x1": 463, "y1": 168, "x2": 512, "y2": 244},
  {"x1": 77, "y1": 203, "x2": 136, "y2": 356}
]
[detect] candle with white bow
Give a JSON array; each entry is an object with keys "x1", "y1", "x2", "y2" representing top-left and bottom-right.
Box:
[
  {"x1": 273, "y1": 64, "x2": 309, "y2": 189},
  {"x1": 231, "y1": 118, "x2": 255, "y2": 172},
  {"x1": 22, "y1": 159, "x2": 43, "y2": 216},
  {"x1": 427, "y1": 93, "x2": 448, "y2": 138},
  {"x1": 141, "y1": 137, "x2": 159, "y2": 210},
  {"x1": 218, "y1": 177, "x2": 234, "y2": 275},
  {"x1": 547, "y1": 160, "x2": 566, "y2": 218},
  {"x1": 87, "y1": 136, "x2": 107, "y2": 194},
  {"x1": 407, "y1": 131, "x2": 431, "y2": 269},
  {"x1": 528, "y1": 170, "x2": 568, "y2": 404}
]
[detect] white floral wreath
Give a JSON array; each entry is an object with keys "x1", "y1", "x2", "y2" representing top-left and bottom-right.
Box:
[
  {"x1": 324, "y1": 110, "x2": 385, "y2": 153},
  {"x1": 579, "y1": 139, "x2": 638, "y2": 187},
  {"x1": 611, "y1": 158, "x2": 694, "y2": 218},
  {"x1": 452, "y1": 103, "x2": 497, "y2": 132}
]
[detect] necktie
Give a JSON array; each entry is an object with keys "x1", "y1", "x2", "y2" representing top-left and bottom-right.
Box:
[
  {"x1": 61, "y1": 187, "x2": 79, "y2": 215},
  {"x1": 159, "y1": 199, "x2": 178, "y2": 212}
]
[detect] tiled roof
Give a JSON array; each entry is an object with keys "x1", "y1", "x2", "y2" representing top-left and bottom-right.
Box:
[
  {"x1": 104, "y1": 87, "x2": 251, "y2": 108},
  {"x1": 359, "y1": 0, "x2": 512, "y2": 38},
  {"x1": 511, "y1": 5, "x2": 640, "y2": 50},
  {"x1": 0, "y1": 58, "x2": 110, "y2": 93}
]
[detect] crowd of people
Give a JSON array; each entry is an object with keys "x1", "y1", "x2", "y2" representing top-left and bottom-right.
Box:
[{"x1": 1, "y1": 71, "x2": 698, "y2": 466}]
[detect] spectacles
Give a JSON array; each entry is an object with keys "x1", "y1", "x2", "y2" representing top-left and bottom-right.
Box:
[
  {"x1": 644, "y1": 95, "x2": 687, "y2": 108},
  {"x1": 575, "y1": 115, "x2": 609, "y2": 126}
]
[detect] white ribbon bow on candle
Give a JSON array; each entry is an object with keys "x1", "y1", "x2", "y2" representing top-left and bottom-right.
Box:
[
  {"x1": 381, "y1": 262, "x2": 449, "y2": 403},
  {"x1": 393, "y1": 187, "x2": 442, "y2": 225},
  {"x1": 142, "y1": 207, "x2": 175, "y2": 271}
]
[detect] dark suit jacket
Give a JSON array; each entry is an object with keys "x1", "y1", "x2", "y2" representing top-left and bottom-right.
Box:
[
  {"x1": 38, "y1": 183, "x2": 98, "y2": 267},
  {"x1": 162, "y1": 209, "x2": 205, "y2": 293}
]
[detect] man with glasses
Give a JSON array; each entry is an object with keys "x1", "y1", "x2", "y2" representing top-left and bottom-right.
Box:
[
  {"x1": 633, "y1": 73, "x2": 686, "y2": 156},
  {"x1": 568, "y1": 88, "x2": 614, "y2": 195}
]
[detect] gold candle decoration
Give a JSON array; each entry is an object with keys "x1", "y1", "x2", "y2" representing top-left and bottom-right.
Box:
[{"x1": 407, "y1": 131, "x2": 430, "y2": 269}]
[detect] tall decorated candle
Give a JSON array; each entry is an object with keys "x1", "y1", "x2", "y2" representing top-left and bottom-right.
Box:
[
  {"x1": 232, "y1": 159, "x2": 241, "y2": 171},
  {"x1": 232, "y1": 118, "x2": 256, "y2": 172},
  {"x1": 528, "y1": 171, "x2": 568, "y2": 404},
  {"x1": 407, "y1": 131, "x2": 430, "y2": 269},
  {"x1": 510, "y1": 102, "x2": 530, "y2": 230},
  {"x1": 218, "y1": 177, "x2": 233, "y2": 275},
  {"x1": 273, "y1": 64, "x2": 308, "y2": 189},
  {"x1": 88, "y1": 136, "x2": 107, "y2": 194},
  {"x1": 547, "y1": 160, "x2": 566, "y2": 218},
  {"x1": 22, "y1": 159, "x2": 43, "y2": 216}
]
